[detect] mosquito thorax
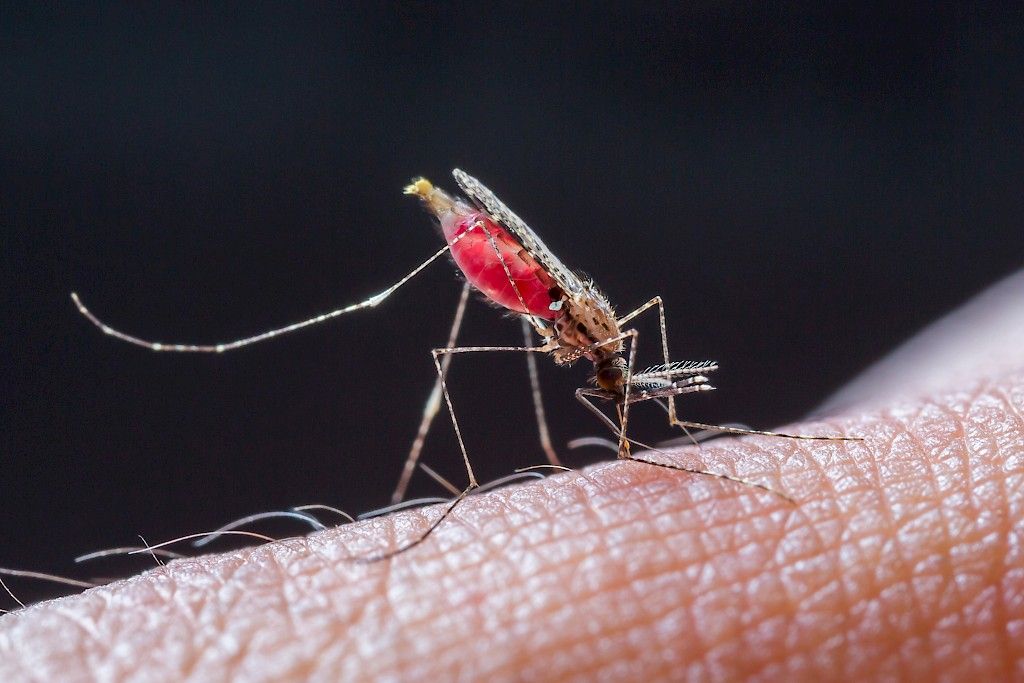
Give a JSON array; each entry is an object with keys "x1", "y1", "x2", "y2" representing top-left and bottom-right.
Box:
[{"x1": 548, "y1": 289, "x2": 622, "y2": 366}]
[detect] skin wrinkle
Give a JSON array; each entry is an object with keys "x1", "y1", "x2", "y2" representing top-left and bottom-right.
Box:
[
  {"x1": 903, "y1": 399, "x2": 969, "y2": 677},
  {"x1": 780, "y1": 504, "x2": 847, "y2": 675},
  {"x1": 630, "y1": 471, "x2": 798, "y2": 679},
  {"x1": 785, "y1": 438, "x2": 857, "y2": 676},
  {"x1": 925, "y1": 383, "x2": 1013, "y2": 679},
  {"x1": 899, "y1": 406, "x2": 970, "y2": 678},
  {"x1": 757, "y1": 436, "x2": 871, "y2": 678},
  {"x1": 452, "y1": 475, "x2": 770, "y2": 679},
  {"x1": 197, "y1": 552, "x2": 259, "y2": 677},
  {"x1": 859, "y1": 413, "x2": 934, "y2": 679},
  {"x1": 512, "y1": 475, "x2": 782, "y2": 679},
  {"x1": 519, "y1": 553, "x2": 700, "y2": 681},
  {"x1": 374, "y1": 511, "x2": 520, "y2": 679},
  {"x1": 970, "y1": 388, "x2": 1021, "y2": 679},
  {"x1": 829, "y1": 445, "x2": 891, "y2": 677},
  {"x1": 994, "y1": 386, "x2": 1024, "y2": 676},
  {"x1": 403, "y1": 483, "x2": 651, "y2": 679},
  {"x1": 952, "y1": 397, "x2": 997, "y2": 680},
  {"x1": 942, "y1": 393, "x2": 999, "y2": 671},
  {"x1": 144, "y1": 554, "x2": 231, "y2": 679},
  {"x1": 233, "y1": 549, "x2": 300, "y2": 680}
]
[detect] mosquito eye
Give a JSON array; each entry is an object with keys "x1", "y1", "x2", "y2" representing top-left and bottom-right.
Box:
[{"x1": 596, "y1": 367, "x2": 623, "y2": 390}]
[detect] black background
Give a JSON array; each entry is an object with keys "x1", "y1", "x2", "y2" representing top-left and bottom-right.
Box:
[{"x1": 3, "y1": 4, "x2": 1022, "y2": 600}]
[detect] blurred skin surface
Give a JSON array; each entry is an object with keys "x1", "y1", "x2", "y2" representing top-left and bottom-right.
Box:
[{"x1": 1, "y1": 271, "x2": 1022, "y2": 682}]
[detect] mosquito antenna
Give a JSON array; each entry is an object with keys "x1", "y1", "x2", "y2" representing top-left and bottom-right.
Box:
[
  {"x1": 292, "y1": 504, "x2": 356, "y2": 524},
  {"x1": 192, "y1": 510, "x2": 327, "y2": 548}
]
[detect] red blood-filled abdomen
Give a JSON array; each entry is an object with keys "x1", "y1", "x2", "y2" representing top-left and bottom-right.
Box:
[{"x1": 441, "y1": 212, "x2": 558, "y2": 320}]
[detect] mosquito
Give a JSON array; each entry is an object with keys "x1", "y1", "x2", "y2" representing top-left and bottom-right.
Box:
[{"x1": 72, "y1": 169, "x2": 859, "y2": 560}]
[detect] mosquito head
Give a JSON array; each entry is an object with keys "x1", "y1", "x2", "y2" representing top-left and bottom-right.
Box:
[{"x1": 593, "y1": 355, "x2": 627, "y2": 393}]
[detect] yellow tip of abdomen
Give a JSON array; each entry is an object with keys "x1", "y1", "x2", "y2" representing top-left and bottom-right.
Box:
[{"x1": 403, "y1": 178, "x2": 434, "y2": 197}]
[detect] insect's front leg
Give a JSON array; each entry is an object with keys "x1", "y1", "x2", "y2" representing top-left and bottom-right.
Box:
[
  {"x1": 617, "y1": 329, "x2": 641, "y2": 458},
  {"x1": 567, "y1": 328, "x2": 644, "y2": 459},
  {"x1": 618, "y1": 297, "x2": 860, "y2": 443},
  {"x1": 616, "y1": 296, "x2": 680, "y2": 423}
]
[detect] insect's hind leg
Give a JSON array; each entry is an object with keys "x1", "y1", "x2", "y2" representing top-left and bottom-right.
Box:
[
  {"x1": 391, "y1": 282, "x2": 472, "y2": 504},
  {"x1": 71, "y1": 225, "x2": 487, "y2": 353}
]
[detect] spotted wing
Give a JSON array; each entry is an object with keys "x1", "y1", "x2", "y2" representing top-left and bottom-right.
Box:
[{"x1": 452, "y1": 169, "x2": 586, "y2": 296}]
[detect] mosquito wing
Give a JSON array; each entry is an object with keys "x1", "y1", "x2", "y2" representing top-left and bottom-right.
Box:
[{"x1": 452, "y1": 169, "x2": 587, "y2": 297}]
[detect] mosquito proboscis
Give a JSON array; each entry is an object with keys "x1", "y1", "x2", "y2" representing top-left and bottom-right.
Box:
[{"x1": 72, "y1": 169, "x2": 862, "y2": 560}]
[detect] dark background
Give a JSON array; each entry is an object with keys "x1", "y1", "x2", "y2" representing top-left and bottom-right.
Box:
[{"x1": 3, "y1": 4, "x2": 1022, "y2": 601}]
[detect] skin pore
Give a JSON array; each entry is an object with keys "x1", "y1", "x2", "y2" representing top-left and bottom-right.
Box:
[{"x1": 1, "y1": 271, "x2": 1022, "y2": 681}]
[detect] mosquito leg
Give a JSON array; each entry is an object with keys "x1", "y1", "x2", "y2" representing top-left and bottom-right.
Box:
[
  {"x1": 554, "y1": 328, "x2": 646, "y2": 459},
  {"x1": 477, "y1": 222, "x2": 560, "y2": 466},
  {"x1": 522, "y1": 317, "x2": 561, "y2": 466},
  {"x1": 670, "y1": 420, "x2": 862, "y2": 441},
  {"x1": 574, "y1": 382, "x2": 712, "y2": 438},
  {"x1": 431, "y1": 343, "x2": 551, "y2": 488},
  {"x1": 357, "y1": 342, "x2": 550, "y2": 561},
  {"x1": 616, "y1": 329, "x2": 640, "y2": 458},
  {"x1": 574, "y1": 388, "x2": 623, "y2": 435},
  {"x1": 391, "y1": 281, "x2": 472, "y2": 504},
  {"x1": 617, "y1": 298, "x2": 861, "y2": 442},
  {"x1": 616, "y1": 296, "x2": 678, "y2": 422},
  {"x1": 355, "y1": 484, "x2": 476, "y2": 563},
  {"x1": 572, "y1": 391, "x2": 794, "y2": 502},
  {"x1": 71, "y1": 225, "x2": 488, "y2": 353},
  {"x1": 417, "y1": 462, "x2": 462, "y2": 497}
]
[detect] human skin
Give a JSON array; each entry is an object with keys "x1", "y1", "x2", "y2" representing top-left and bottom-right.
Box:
[{"x1": 1, "y1": 272, "x2": 1022, "y2": 682}]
